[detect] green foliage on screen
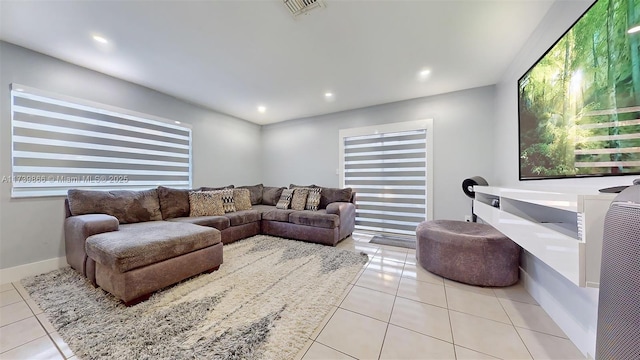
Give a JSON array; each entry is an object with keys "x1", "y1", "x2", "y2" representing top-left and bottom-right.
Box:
[{"x1": 518, "y1": 0, "x2": 640, "y2": 180}]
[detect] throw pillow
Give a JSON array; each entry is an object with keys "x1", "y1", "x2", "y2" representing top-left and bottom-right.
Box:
[
  {"x1": 276, "y1": 189, "x2": 294, "y2": 210},
  {"x1": 213, "y1": 188, "x2": 236, "y2": 213},
  {"x1": 238, "y1": 184, "x2": 263, "y2": 205},
  {"x1": 67, "y1": 189, "x2": 162, "y2": 224},
  {"x1": 289, "y1": 183, "x2": 319, "y2": 189},
  {"x1": 319, "y1": 187, "x2": 353, "y2": 209},
  {"x1": 305, "y1": 187, "x2": 322, "y2": 211},
  {"x1": 188, "y1": 191, "x2": 224, "y2": 217},
  {"x1": 233, "y1": 188, "x2": 252, "y2": 211},
  {"x1": 199, "y1": 185, "x2": 234, "y2": 191},
  {"x1": 291, "y1": 188, "x2": 309, "y2": 211},
  {"x1": 263, "y1": 186, "x2": 286, "y2": 206},
  {"x1": 157, "y1": 186, "x2": 191, "y2": 219}
]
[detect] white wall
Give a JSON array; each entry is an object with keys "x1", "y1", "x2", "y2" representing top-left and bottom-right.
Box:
[
  {"x1": 493, "y1": 0, "x2": 633, "y2": 357},
  {"x1": 0, "y1": 42, "x2": 262, "y2": 272},
  {"x1": 261, "y1": 86, "x2": 496, "y2": 221}
]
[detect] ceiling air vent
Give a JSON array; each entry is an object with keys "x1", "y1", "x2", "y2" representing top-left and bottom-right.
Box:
[{"x1": 283, "y1": 0, "x2": 325, "y2": 17}]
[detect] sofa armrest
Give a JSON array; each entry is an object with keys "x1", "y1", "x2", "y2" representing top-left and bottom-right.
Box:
[
  {"x1": 64, "y1": 214, "x2": 119, "y2": 279},
  {"x1": 326, "y1": 202, "x2": 356, "y2": 241},
  {"x1": 326, "y1": 202, "x2": 355, "y2": 217}
]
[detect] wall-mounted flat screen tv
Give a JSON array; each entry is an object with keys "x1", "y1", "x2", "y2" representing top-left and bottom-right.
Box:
[{"x1": 518, "y1": 0, "x2": 640, "y2": 180}]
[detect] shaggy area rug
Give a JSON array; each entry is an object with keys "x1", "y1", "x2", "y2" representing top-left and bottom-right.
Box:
[{"x1": 22, "y1": 235, "x2": 368, "y2": 360}]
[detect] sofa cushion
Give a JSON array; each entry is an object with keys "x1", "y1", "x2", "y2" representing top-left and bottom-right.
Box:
[
  {"x1": 262, "y1": 186, "x2": 285, "y2": 206},
  {"x1": 224, "y1": 210, "x2": 261, "y2": 226},
  {"x1": 305, "y1": 187, "x2": 322, "y2": 211},
  {"x1": 262, "y1": 208, "x2": 296, "y2": 222},
  {"x1": 276, "y1": 189, "x2": 294, "y2": 209},
  {"x1": 319, "y1": 187, "x2": 353, "y2": 209},
  {"x1": 289, "y1": 210, "x2": 340, "y2": 229},
  {"x1": 250, "y1": 204, "x2": 275, "y2": 214},
  {"x1": 86, "y1": 221, "x2": 220, "y2": 273},
  {"x1": 167, "y1": 216, "x2": 230, "y2": 231},
  {"x1": 67, "y1": 189, "x2": 162, "y2": 224},
  {"x1": 189, "y1": 191, "x2": 225, "y2": 217},
  {"x1": 291, "y1": 188, "x2": 309, "y2": 211},
  {"x1": 238, "y1": 184, "x2": 263, "y2": 205},
  {"x1": 157, "y1": 186, "x2": 191, "y2": 220},
  {"x1": 233, "y1": 189, "x2": 252, "y2": 211}
]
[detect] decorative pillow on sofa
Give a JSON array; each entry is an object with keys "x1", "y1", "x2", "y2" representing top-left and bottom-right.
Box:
[
  {"x1": 157, "y1": 186, "x2": 191, "y2": 219},
  {"x1": 238, "y1": 184, "x2": 263, "y2": 205},
  {"x1": 199, "y1": 185, "x2": 234, "y2": 191},
  {"x1": 291, "y1": 188, "x2": 309, "y2": 211},
  {"x1": 305, "y1": 187, "x2": 322, "y2": 211},
  {"x1": 188, "y1": 191, "x2": 224, "y2": 217},
  {"x1": 233, "y1": 188, "x2": 252, "y2": 211},
  {"x1": 290, "y1": 184, "x2": 319, "y2": 189},
  {"x1": 263, "y1": 186, "x2": 286, "y2": 206},
  {"x1": 67, "y1": 189, "x2": 162, "y2": 224},
  {"x1": 212, "y1": 188, "x2": 236, "y2": 213},
  {"x1": 319, "y1": 187, "x2": 353, "y2": 209},
  {"x1": 276, "y1": 189, "x2": 294, "y2": 210}
]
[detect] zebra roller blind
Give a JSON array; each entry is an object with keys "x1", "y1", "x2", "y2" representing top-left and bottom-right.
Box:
[
  {"x1": 9, "y1": 84, "x2": 192, "y2": 198},
  {"x1": 344, "y1": 129, "x2": 427, "y2": 236}
]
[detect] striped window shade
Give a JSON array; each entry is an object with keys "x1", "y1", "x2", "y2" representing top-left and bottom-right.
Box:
[
  {"x1": 343, "y1": 129, "x2": 427, "y2": 236},
  {"x1": 9, "y1": 84, "x2": 192, "y2": 198}
]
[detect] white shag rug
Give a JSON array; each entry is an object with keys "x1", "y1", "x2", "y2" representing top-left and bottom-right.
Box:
[{"x1": 22, "y1": 235, "x2": 368, "y2": 360}]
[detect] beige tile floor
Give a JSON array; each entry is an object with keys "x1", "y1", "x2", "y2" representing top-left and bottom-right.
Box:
[{"x1": 0, "y1": 233, "x2": 585, "y2": 360}]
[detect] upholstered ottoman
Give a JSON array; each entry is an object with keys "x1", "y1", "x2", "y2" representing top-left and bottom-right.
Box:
[{"x1": 416, "y1": 220, "x2": 520, "y2": 287}]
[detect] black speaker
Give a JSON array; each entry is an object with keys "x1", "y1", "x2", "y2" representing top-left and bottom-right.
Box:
[
  {"x1": 596, "y1": 185, "x2": 640, "y2": 359},
  {"x1": 462, "y1": 176, "x2": 488, "y2": 222},
  {"x1": 462, "y1": 176, "x2": 488, "y2": 199}
]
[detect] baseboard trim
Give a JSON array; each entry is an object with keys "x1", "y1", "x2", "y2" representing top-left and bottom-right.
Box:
[
  {"x1": 519, "y1": 266, "x2": 598, "y2": 359},
  {"x1": 0, "y1": 257, "x2": 67, "y2": 284}
]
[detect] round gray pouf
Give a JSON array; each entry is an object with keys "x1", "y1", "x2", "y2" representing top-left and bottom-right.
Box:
[{"x1": 416, "y1": 220, "x2": 521, "y2": 287}]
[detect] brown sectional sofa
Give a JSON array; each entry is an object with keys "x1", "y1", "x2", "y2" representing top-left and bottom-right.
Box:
[{"x1": 64, "y1": 184, "x2": 356, "y2": 305}]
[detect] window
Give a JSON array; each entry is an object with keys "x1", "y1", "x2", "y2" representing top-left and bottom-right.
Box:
[
  {"x1": 9, "y1": 84, "x2": 192, "y2": 198},
  {"x1": 339, "y1": 120, "x2": 433, "y2": 236}
]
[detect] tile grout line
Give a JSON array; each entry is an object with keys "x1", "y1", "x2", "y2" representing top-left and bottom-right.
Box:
[
  {"x1": 454, "y1": 344, "x2": 502, "y2": 359},
  {"x1": 375, "y1": 258, "x2": 408, "y2": 360},
  {"x1": 443, "y1": 282, "x2": 457, "y2": 358},
  {"x1": 493, "y1": 294, "x2": 535, "y2": 359},
  {"x1": 0, "y1": 334, "x2": 50, "y2": 356},
  {"x1": 10, "y1": 280, "x2": 67, "y2": 359}
]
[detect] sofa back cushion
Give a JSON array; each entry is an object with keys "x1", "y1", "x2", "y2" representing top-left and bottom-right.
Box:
[
  {"x1": 157, "y1": 186, "x2": 190, "y2": 219},
  {"x1": 238, "y1": 184, "x2": 263, "y2": 205},
  {"x1": 67, "y1": 189, "x2": 162, "y2": 224},
  {"x1": 262, "y1": 186, "x2": 286, "y2": 206},
  {"x1": 319, "y1": 187, "x2": 353, "y2": 209}
]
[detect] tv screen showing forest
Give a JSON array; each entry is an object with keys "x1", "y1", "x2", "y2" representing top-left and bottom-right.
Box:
[{"x1": 518, "y1": 0, "x2": 640, "y2": 180}]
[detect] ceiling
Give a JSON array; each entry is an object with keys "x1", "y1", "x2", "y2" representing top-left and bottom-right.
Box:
[{"x1": 0, "y1": 0, "x2": 555, "y2": 125}]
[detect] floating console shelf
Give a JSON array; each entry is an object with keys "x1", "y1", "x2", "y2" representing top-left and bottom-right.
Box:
[{"x1": 473, "y1": 186, "x2": 616, "y2": 288}]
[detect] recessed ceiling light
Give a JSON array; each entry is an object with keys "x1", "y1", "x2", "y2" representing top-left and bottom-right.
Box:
[
  {"x1": 92, "y1": 34, "x2": 109, "y2": 44},
  {"x1": 257, "y1": 106, "x2": 266, "y2": 113},
  {"x1": 174, "y1": 121, "x2": 181, "y2": 124},
  {"x1": 325, "y1": 92, "x2": 333, "y2": 98},
  {"x1": 420, "y1": 70, "x2": 431, "y2": 77},
  {"x1": 629, "y1": 25, "x2": 640, "y2": 34}
]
